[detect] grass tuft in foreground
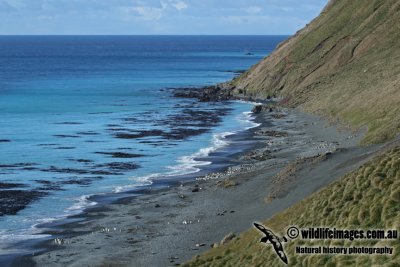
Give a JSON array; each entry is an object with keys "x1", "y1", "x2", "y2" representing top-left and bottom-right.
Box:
[{"x1": 183, "y1": 147, "x2": 400, "y2": 267}]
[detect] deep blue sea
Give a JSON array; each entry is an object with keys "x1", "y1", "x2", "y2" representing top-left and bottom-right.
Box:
[{"x1": 0, "y1": 35, "x2": 286, "y2": 253}]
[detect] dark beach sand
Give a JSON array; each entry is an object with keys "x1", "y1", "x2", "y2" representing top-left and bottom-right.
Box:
[{"x1": 11, "y1": 107, "x2": 383, "y2": 267}]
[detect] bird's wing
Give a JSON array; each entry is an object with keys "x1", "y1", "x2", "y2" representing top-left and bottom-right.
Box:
[
  {"x1": 272, "y1": 240, "x2": 288, "y2": 264},
  {"x1": 253, "y1": 222, "x2": 275, "y2": 235},
  {"x1": 253, "y1": 222, "x2": 267, "y2": 232}
]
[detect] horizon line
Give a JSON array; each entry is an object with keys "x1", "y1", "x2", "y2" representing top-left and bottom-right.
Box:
[{"x1": 0, "y1": 34, "x2": 291, "y2": 37}]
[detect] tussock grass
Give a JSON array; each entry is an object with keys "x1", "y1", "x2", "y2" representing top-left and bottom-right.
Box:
[
  {"x1": 183, "y1": 147, "x2": 400, "y2": 266},
  {"x1": 228, "y1": 0, "x2": 400, "y2": 145}
]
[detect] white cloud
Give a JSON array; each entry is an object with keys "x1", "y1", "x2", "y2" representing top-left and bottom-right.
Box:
[
  {"x1": 0, "y1": 0, "x2": 329, "y2": 35},
  {"x1": 126, "y1": 0, "x2": 187, "y2": 20},
  {"x1": 38, "y1": 15, "x2": 55, "y2": 20},
  {"x1": 245, "y1": 6, "x2": 262, "y2": 15},
  {"x1": 280, "y1": 6, "x2": 294, "y2": 12},
  {"x1": 160, "y1": 0, "x2": 168, "y2": 9},
  {"x1": 2, "y1": 0, "x2": 25, "y2": 9},
  {"x1": 171, "y1": 1, "x2": 188, "y2": 11},
  {"x1": 129, "y1": 6, "x2": 163, "y2": 20}
]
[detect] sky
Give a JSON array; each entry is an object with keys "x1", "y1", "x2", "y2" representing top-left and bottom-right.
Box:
[{"x1": 0, "y1": 0, "x2": 328, "y2": 35}]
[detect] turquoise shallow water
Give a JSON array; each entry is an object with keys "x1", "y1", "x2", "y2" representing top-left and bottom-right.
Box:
[{"x1": 0, "y1": 35, "x2": 287, "y2": 249}]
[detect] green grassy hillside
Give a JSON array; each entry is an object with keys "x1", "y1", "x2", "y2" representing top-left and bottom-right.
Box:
[
  {"x1": 183, "y1": 147, "x2": 400, "y2": 267},
  {"x1": 227, "y1": 0, "x2": 400, "y2": 144},
  {"x1": 183, "y1": 2, "x2": 400, "y2": 265}
]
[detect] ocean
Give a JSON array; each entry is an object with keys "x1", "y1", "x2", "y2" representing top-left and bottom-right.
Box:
[{"x1": 0, "y1": 35, "x2": 286, "y2": 254}]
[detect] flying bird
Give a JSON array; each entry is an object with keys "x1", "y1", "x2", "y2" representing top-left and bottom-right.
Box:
[{"x1": 253, "y1": 222, "x2": 288, "y2": 265}]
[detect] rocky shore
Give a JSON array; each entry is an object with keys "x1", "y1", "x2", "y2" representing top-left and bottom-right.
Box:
[
  {"x1": 14, "y1": 101, "x2": 380, "y2": 267},
  {"x1": 172, "y1": 85, "x2": 235, "y2": 102},
  {"x1": 171, "y1": 84, "x2": 271, "y2": 103}
]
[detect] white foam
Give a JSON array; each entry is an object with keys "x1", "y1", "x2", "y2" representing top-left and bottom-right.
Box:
[
  {"x1": 65, "y1": 194, "x2": 97, "y2": 213},
  {"x1": 0, "y1": 105, "x2": 263, "y2": 253},
  {"x1": 234, "y1": 99, "x2": 263, "y2": 105},
  {"x1": 168, "y1": 131, "x2": 236, "y2": 174},
  {"x1": 114, "y1": 131, "x2": 236, "y2": 194},
  {"x1": 240, "y1": 111, "x2": 261, "y2": 129},
  {"x1": 0, "y1": 195, "x2": 102, "y2": 255},
  {"x1": 114, "y1": 178, "x2": 153, "y2": 193},
  {"x1": 114, "y1": 105, "x2": 260, "y2": 194}
]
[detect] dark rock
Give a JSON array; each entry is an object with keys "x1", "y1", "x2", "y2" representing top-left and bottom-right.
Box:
[
  {"x1": 114, "y1": 130, "x2": 164, "y2": 139},
  {"x1": 54, "y1": 122, "x2": 82, "y2": 125},
  {"x1": 95, "y1": 162, "x2": 139, "y2": 171},
  {"x1": 37, "y1": 143, "x2": 59, "y2": 147},
  {"x1": 94, "y1": 152, "x2": 144, "y2": 158},
  {"x1": 0, "y1": 190, "x2": 47, "y2": 216},
  {"x1": 155, "y1": 108, "x2": 228, "y2": 129},
  {"x1": 166, "y1": 128, "x2": 209, "y2": 140},
  {"x1": 21, "y1": 167, "x2": 39, "y2": 171},
  {"x1": 41, "y1": 166, "x2": 122, "y2": 176},
  {"x1": 60, "y1": 176, "x2": 103, "y2": 186},
  {"x1": 37, "y1": 184, "x2": 63, "y2": 191},
  {"x1": 53, "y1": 135, "x2": 80, "y2": 138},
  {"x1": 0, "y1": 182, "x2": 27, "y2": 189},
  {"x1": 0, "y1": 163, "x2": 38, "y2": 168},
  {"x1": 114, "y1": 127, "x2": 210, "y2": 141},
  {"x1": 252, "y1": 105, "x2": 263, "y2": 114},
  {"x1": 172, "y1": 85, "x2": 234, "y2": 102},
  {"x1": 70, "y1": 159, "x2": 93, "y2": 163},
  {"x1": 41, "y1": 166, "x2": 89, "y2": 175},
  {"x1": 76, "y1": 131, "x2": 100, "y2": 135}
]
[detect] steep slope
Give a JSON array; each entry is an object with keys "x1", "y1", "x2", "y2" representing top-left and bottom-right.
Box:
[
  {"x1": 182, "y1": 1, "x2": 400, "y2": 266},
  {"x1": 183, "y1": 146, "x2": 400, "y2": 267},
  {"x1": 226, "y1": 0, "x2": 400, "y2": 144}
]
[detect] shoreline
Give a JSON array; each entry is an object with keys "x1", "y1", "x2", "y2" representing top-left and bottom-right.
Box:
[
  {"x1": 12, "y1": 104, "x2": 383, "y2": 266},
  {"x1": 3, "y1": 100, "x2": 263, "y2": 267}
]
